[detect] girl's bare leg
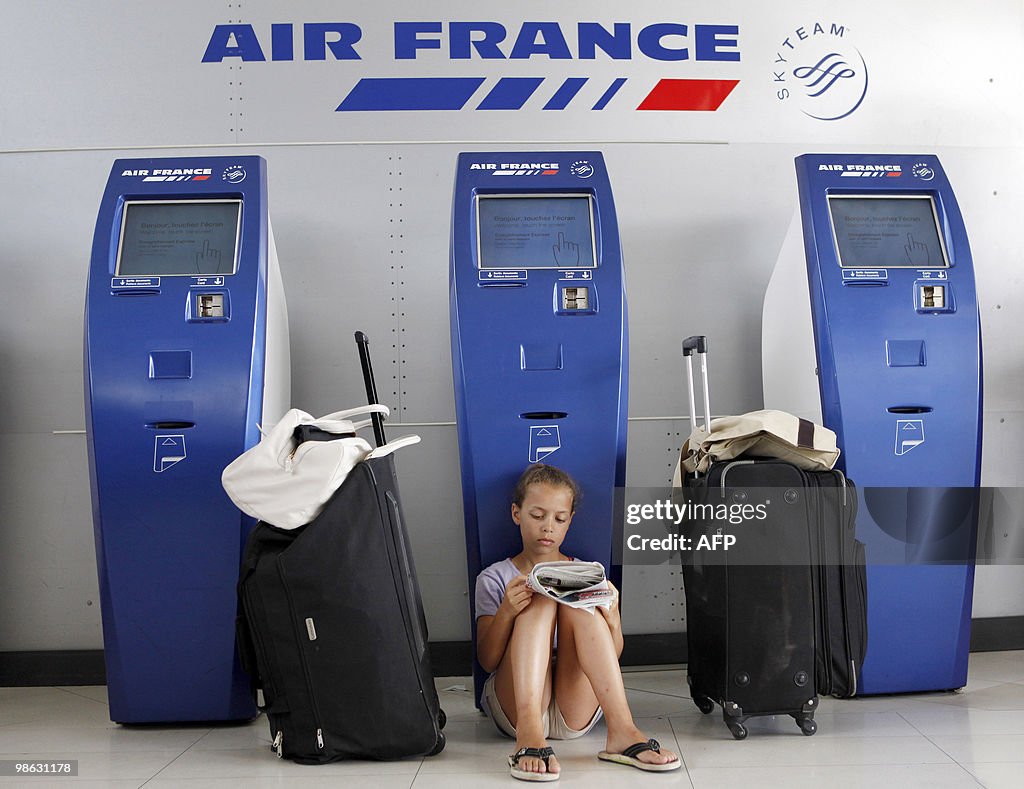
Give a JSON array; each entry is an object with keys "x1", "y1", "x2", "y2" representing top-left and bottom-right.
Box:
[
  {"x1": 554, "y1": 605, "x2": 679, "y2": 766},
  {"x1": 492, "y1": 595, "x2": 560, "y2": 776}
]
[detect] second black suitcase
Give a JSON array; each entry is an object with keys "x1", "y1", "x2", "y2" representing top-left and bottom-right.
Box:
[
  {"x1": 681, "y1": 457, "x2": 824, "y2": 739},
  {"x1": 677, "y1": 336, "x2": 865, "y2": 739}
]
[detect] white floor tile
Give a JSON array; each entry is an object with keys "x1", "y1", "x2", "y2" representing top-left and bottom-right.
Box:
[
  {"x1": 0, "y1": 782, "x2": 142, "y2": 789},
  {"x1": 928, "y1": 734, "x2": 1024, "y2": 764},
  {"x1": 913, "y1": 683, "x2": 1024, "y2": 712},
  {"x1": 962, "y1": 761, "x2": 1024, "y2": 789},
  {"x1": 816, "y1": 692, "x2": 973, "y2": 716},
  {"x1": 670, "y1": 710, "x2": 918, "y2": 739},
  {"x1": 623, "y1": 687, "x2": 696, "y2": 718},
  {"x1": 671, "y1": 734, "x2": 955, "y2": 769},
  {"x1": 189, "y1": 720, "x2": 274, "y2": 750},
  {"x1": 0, "y1": 687, "x2": 111, "y2": 729},
  {"x1": 433, "y1": 677, "x2": 482, "y2": 723},
  {"x1": 687, "y1": 764, "x2": 983, "y2": 789},
  {"x1": 152, "y1": 747, "x2": 422, "y2": 780},
  {"x1": 146, "y1": 777, "x2": 415, "y2": 789},
  {"x1": 411, "y1": 773, "x2": 534, "y2": 788},
  {"x1": 622, "y1": 669, "x2": 691, "y2": 698},
  {"x1": 899, "y1": 705, "x2": 1024, "y2": 736},
  {"x1": 966, "y1": 652, "x2": 1024, "y2": 685},
  {"x1": 0, "y1": 725, "x2": 208, "y2": 753},
  {"x1": 56, "y1": 686, "x2": 109, "y2": 705}
]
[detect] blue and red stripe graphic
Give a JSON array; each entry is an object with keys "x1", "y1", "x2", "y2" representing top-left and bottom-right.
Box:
[{"x1": 337, "y1": 76, "x2": 738, "y2": 112}]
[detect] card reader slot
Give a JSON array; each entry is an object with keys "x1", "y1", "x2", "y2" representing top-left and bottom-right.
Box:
[
  {"x1": 520, "y1": 412, "x2": 568, "y2": 420},
  {"x1": 886, "y1": 407, "x2": 932, "y2": 415},
  {"x1": 146, "y1": 421, "x2": 196, "y2": 429}
]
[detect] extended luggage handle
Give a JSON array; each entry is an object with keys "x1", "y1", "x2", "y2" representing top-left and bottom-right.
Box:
[
  {"x1": 682, "y1": 335, "x2": 712, "y2": 434},
  {"x1": 354, "y1": 331, "x2": 387, "y2": 447}
]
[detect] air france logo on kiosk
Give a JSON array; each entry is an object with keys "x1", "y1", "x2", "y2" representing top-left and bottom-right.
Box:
[
  {"x1": 154, "y1": 435, "x2": 187, "y2": 472},
  {"x1": 818, "y1": 163, "x2": 902, "y2": 178},
  {"x1": 529, "y1": 425, "x2": 561, "y2": 462},
  {"x1": 895, "y1": 420, "x2": 925, "y2": 456},
  {"x1": 470, "y1": 162, "x2": 559, "y2": 177},
  {"x1": 121, "y1": 168, "x2": 213, "y2": 182}
]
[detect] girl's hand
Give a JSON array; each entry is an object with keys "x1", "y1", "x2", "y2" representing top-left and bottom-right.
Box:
[
  {"x1": 598, "y1": 580, "x2": 621, "y2": 632},
  {"x1": 500, "y1": 574, "x2": 534, "y2": 618}
]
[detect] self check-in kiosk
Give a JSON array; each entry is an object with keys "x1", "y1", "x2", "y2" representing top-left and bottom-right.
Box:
[
  {"x1": 84, "y1": 156, "x2": 289, "y2": 722},
  {"x1": 763, "y1": 154, "x2": 981, "y2": 694},
  {"x1": 450, "y1": 152, "x2": 628, "y2": 703}
]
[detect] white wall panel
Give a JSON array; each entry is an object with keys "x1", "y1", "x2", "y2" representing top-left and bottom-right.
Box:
[{"x1": 0, "y1": 1, "x2": 1021, "y2": 650}]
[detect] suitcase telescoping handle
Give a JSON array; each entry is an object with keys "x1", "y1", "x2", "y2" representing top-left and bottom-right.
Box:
[
  {"x1": 354, "y1": 330, "x2": 387, "y2": 448},
  {"x1": 682, "y1": 335, "x2": 712, "y2": 434}
]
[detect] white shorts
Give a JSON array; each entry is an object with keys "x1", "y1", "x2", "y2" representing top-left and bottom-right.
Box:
[{"x1": 481, "y1": 671, "x2": 603, "y2": 740}]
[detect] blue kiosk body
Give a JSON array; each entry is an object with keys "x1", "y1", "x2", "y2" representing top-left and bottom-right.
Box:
[
  {"x1": 763, "y1": 154, "x2": 981, "y2": 694},
  {"x1": 84, "y1": 156, "x2": 290, "y2": 722},
  {"x1": 450, "y1": 152, "x2": 628, "y2": 703}
]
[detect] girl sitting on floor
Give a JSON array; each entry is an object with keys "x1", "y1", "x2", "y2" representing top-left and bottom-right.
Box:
[{"x1": 475, "y1": 463, "x2": 681, "y2": 782}]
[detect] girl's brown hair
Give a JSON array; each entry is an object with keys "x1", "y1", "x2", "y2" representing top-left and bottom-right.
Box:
[{"x1": 511, "y1": 464, "x2": 581, "y2": 514}]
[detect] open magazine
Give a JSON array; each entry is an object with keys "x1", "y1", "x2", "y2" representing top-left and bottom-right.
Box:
[{"x1": 527, "y1": 561, "x2": 615, "y2": 614}]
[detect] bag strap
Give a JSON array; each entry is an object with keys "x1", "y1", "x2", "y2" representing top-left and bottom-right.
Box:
[
  {"x1": 366, "y1": 434, "x2": 420, "y2": 459},
  {"x1": 317, "y1": 404, "x2": 389, "y2": 423}
]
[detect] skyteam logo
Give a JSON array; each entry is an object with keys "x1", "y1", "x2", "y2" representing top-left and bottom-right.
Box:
[
  {"x1": 912, "y1": 162, "x2": 936, "y2": 181},
  {"x1": 222, "y1": 165, "x2": 247, "y2": 184},
  {"x1": 772, "y1": 22, "x2": 868, "y2": 121},
  {"x1": 570, "y1": 160, "x2": 595, "y2": 179},
  {"x1": 202, "y1": 20, "x2": 743, "y2": 113}
]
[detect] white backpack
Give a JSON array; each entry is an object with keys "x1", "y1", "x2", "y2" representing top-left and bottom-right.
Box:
[{"x1": 222, "y1": 405, "x2": 420, "y2": 530}]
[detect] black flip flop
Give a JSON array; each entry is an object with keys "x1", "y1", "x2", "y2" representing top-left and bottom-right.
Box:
[
  {"x1": 509, "y1": 746, "x2": 559, "y2": 782},
  {"x1": 598, "y1": 738, "x2": 681, "y2": 772}
]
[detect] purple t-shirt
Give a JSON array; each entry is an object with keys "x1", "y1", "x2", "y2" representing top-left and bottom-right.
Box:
[{"x1": 474, "y1": 558, "x2": 522, "y2": 619}]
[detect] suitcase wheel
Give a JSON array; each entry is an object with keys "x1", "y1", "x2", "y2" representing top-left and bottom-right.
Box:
[
  {"x1": 693, "y1": 694, "x2": 715, "y2": 715},
  {"x1": 427, "y1": 731, "x2": 446, "y2": 757},
  {"x1": 726, "y1": 722, "x2": 747, "y2": 740},
  {"x1": 438, "y1": 708, "x2": 447, "y2": 730},
  {"x1": 796, "y1": 718, "x2": 817, "y2": 736}
]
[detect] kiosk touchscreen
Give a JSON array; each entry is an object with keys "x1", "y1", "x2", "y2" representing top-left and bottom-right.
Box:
[
  {"x1": 450, "y1": 152, "x2": 628, "y2": 704},
  {"x1": 84, "y1": 156, "x2": 289, "y2": 722},
  {"x1": 763, "y1": 154, "x2": 981, "y2": 694}
]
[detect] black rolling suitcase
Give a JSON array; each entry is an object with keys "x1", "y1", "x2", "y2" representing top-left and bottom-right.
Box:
[
  {"x1": 235, "y1": 331, "x2": 445, "y2": 763},
  {"x1": 676, "y1": 336, "x2": 865, "y2": 740}
]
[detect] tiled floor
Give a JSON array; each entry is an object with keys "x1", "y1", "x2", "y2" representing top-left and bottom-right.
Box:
[{"x1": 1, "y1": 651, "x2": 1022, "y2": 788}]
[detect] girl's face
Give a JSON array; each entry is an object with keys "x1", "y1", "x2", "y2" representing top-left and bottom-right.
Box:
[{"x1": 512, "y1": 482, "x2": 574, "y2": 557}]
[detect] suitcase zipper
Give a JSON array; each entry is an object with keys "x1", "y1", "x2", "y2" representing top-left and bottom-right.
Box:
[
  {"x1": 277, "y1": 562, "x2": 327, "y2": 755},
  {"x1": 814, "y1": 473, "x2": 834, "y2": 697},
  {"x1": 273, "y1": 731, "x2": 283, "y2": 758},
  {"x1": 834, "y1": 477, "x2": 860, "y2": 697},
  {"x1": 240, "y1": 555, "x2": 287, "y2": 740},
  {"x1": 368, "y1": 462, "x2": 437, "y2": 743},
  {"x1": 839, "y1": 478, "x2": 856, "y2": 695},
  {"x1": 718, "y1": 460, "x2": 756, "y2": 499}
]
